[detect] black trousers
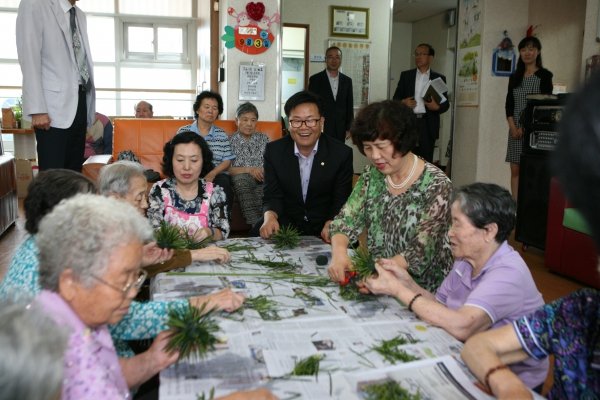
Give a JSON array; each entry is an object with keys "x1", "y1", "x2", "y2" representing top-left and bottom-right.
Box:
[
  {"x1": 35, "y1": 87, "x2": 87, "y2": 172},
  {"x1": 415, "y1": 116, "x2": 435, "y2": 163},
  {"x1": 212, "y1": 173, "x2": 234, "y2": 220}
]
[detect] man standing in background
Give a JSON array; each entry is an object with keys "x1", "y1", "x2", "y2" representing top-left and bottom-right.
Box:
[
  {"x1": 393, "y1": 44, "x2": 449, "y2": 163},
  {"x1": 308, "y1": 46, "x2": 354, "y2": 142},
  {"x1": 17, "y1": 0, "x2": 95, "y2": 172}
]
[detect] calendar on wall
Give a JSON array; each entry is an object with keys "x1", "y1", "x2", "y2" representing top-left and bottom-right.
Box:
[{"x1": 328, "y1": 39, "x2": 370, "y2": 108}]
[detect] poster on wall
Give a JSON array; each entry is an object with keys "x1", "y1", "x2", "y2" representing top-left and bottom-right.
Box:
[
  {"x1": 221, "y1": 3, "x2": 280, "y2": 55},
  {"x1": 239, "y1": 63, "x2": 266, "y2": 101},
  {"x1": 328, "y1": 39, "x2": 370, "y2": 108},
  {"x1": 457, "y1": 0, "x2": 483, "y2": 107}
]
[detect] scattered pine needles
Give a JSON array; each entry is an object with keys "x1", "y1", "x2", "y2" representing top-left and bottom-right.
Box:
[
  {"x1": 165, "y1": 303, "x2": 220, "y2": 362},
  {"x1": 271, "y1": 225, "x2": 301, "y2": 250},
  {"x1": 370, "y1": 335, "x2": 421, "y2": 364},
  {"x1": 362, "y1": 380, "x2": 421, "y2": 400},
  {"x1": 290, "y1": 354, "x2": 325, "y2": 377}
]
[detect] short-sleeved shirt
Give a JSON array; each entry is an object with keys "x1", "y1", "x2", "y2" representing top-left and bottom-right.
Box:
[
  {"x1": 435, "y1": 241, "x2": 548, "y2": 388},
  {"x1": 229, "y1": 131, "x2": 269, "y2": 168},
  {"x1": 177, "y1": 122, "x2": 236, "y2": 171},
  {"x1": 513, "y1": 288, "x2": 600, "y2": 399}
]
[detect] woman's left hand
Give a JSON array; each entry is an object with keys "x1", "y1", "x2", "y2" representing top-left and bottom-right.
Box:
[
  {"x1": 193, "y1": 227, "x2": 212, "y2": 243},
  {"x1": 141, "y1": 242, "x2": 174, "y2": 267},
  {"x1": 364, "y1": 263, "x2": 403, "y2": 297},
  {"x1": 148, "y1": 330, "x2": 180, "y2": 371}
]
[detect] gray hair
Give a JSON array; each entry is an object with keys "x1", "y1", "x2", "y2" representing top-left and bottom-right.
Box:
[
  {"x1": 37, "y1": 194, "x2": 153, "y2": 291},
  {"x1": 98, "y1": 161, "x2": 145, "y2": 197},
  {"x1": 0, "y1": 299, "x2": 68, "y2": 400},
  {"x1": 236, "y1": 102, "x2": 259, "y2": 119},
  {"x1": 134, "y1": 100, "x2": 153, "y2": 112},
  {"x1": 453, "y1": 182, "x2": 516, "y2": 243}
]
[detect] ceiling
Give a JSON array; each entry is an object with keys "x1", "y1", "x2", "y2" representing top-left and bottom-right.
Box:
[{"x1": 393, "y1": 0, "x2": 458, "y2": 23}]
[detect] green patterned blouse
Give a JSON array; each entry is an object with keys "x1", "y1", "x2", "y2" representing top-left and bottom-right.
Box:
[{"x1": 329, "y1": 162, "x2": 453, "y2": 292}]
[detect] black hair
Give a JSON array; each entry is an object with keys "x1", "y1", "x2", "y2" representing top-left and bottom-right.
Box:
[
  {"x1": 193, "y1": 91, "x2": 224, "y2": 119},
  {"x1": 351, "y1": 100, "x2": 418, "y2": 157},
  {"x1": 416, "y1": 43, "x2": 435, "y2": 57},
  {"x1": 24, "y1": 170, "x2": 96, "y2": 235},
  {"x1": 453, "y1": 182, "x2": 517, "y2": 243},
  {"x1": 509, "y1": 36, "x2": 544, "y2": 89},
  {"x1": 325, "y1": 46, "x2": 342, "y2": 57},
  {"x1": 284, "y1": 90, "x2": 325, "y2": 118},
  {"x1": 162, "y1": 130, "x2": 214, "y2": 178}
]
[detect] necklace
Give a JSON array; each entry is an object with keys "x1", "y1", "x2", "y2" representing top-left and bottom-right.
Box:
[{"x1": 386, "y1": 154, "x2": 418, "y2": 189}]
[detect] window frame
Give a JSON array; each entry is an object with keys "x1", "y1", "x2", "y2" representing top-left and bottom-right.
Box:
[{"x1": 122, "y1": 18, "x2": 192, "y2": 63}]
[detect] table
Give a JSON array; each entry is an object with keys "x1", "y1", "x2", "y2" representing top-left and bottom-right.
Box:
[{"x1": 151, "y1": 237, "x2": 531, "y2": 400}]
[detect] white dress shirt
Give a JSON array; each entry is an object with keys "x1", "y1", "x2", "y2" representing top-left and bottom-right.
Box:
[
  {"x1": 414, "y1": 68, "x2": 430, "y2": 114},
  {"x1": 326, "y1": 70, "x2": 339, "y2": 100}
]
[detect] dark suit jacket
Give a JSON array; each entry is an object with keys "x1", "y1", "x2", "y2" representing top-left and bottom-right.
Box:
[
  {"x1": 393, "y1": 68, "x2": 449, "y2": 140},
  {"x1": 262, "y1": 134, "x2": 353, "y2": 234},
  {"x1": 308, "y1": 70, "x2": 354, "y2": 142}
]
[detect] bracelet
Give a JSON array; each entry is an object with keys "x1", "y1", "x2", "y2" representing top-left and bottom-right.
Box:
[
  {"x1": 208, "y1": 226, "x2": 215, "y2": 237},
  {"x1": 484, "y1": 364, "x2": 510, "y2": 393},
  {"x1": 407, "y1": 293, "x2": 422, "y2": 312}
]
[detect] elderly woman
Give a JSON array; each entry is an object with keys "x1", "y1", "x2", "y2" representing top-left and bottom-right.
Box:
[
  {"x1": 327, "y1": 100, "x2": 453, "y2": 292},
  {"x1": 99, "y1": 161, "x2": 232, "y2": 276},
  {"x1": 365, "y1": 182, "x2": 548, "y2": 392},
  {"x1": 177, "y1": 90, "x2": 235, "y2": 214},
  {"x1": 148, "y1": 131, "x2": 230, "y2": 241},
  {"x1": 228, "y1": 102, "x2": 270, "y2": 226},
  {"x1": 461, "y1": 76, "x2": 600, "y2": 400},
  {"x1": 0, "y1": 299, "x2": 68, "y2": 400},
  {"x1": 0, "y1": 169, "x2": 243, "y2": 360}
]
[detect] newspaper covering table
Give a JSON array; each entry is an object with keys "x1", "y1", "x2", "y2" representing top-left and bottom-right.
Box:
[{"x1": 151, "y1": 237, "x2": 541, "y2": 400}]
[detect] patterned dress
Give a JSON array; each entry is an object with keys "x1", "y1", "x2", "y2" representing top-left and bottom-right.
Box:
[
  {"x1": 513, "y1": 288, "x2": 600, "y2": 399},
  {"x1": 329, "y1": 162, "x2": 453, "y2": 292},
  {"x1": 0, "y1": 236, "x2": 188, "y2": 358},
  {"x1": 229, "y1": 131, "x2": 270, "y2": 225},
  {"x1": 504, "y1": 68, "x2": 553, "y2": 163},
  {"x1": 147, "y1": 177, "x2": 230, "y2": 238}
]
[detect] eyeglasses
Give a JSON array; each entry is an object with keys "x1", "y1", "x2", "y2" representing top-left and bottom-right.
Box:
[
  {"x1": 414, "y1": 52, "x2": 430, "y2": 57},
  {"x1": 326, "y1": 55, "x2": 342, "y2": 60},
  {"x1": 289, "y1": 118, "x2": 320, "y2": 128},
  {"x1": 91, "y1": 269, "x2": 148, "y2": 298}
]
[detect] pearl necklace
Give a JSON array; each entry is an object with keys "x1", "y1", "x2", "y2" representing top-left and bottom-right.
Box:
[{"x1": 386, "y1": 154, "x2": 418, "y2": 189}]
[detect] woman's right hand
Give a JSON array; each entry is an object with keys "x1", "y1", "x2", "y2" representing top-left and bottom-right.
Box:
[
  {"x1": 327, "y1": 252, "x2": 353, "y2": 283},
  {"x1": 377, "y1": 258, "x2": 415, "y2": 289},
  {"x1": 510, "y1": 126, "x2": 523, "y2": 140},
  {"x1": 190, "y1": 288, "x2": 244, "y2": 313},
  {"x1": 249, "y1": 167, "x2": 264, "y2": 182},
  {"x1": 190, "y1": 245, "x2": 231, "y2": 264}
]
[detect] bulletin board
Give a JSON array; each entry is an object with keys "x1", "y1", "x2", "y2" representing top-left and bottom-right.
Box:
[{"x1": 328, "y1": 39, "x2": 370, "y2": 108}]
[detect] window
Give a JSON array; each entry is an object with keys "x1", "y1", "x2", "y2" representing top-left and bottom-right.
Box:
[{"x1": 123, "y1": 22, "x2": 189, "y2": 62}]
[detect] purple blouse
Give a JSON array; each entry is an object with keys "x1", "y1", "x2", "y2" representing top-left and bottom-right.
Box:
[{"x1": 37, "y1": 290, "x2": 131, "y2": 399}]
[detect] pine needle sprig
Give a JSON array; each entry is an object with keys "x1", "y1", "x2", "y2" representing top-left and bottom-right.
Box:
[
  {"x1": 349, "y1": 245, "x2": 377, "y2": 280},
  {"x1": 196, "y1": 387, "x2": 215, "y2": 400},
  {"x1": 290, "y1": 354, "x2": 325, "y2": 377},
  {"x1": 271, "y1": 225, "x2": 301, "y2": 250},
  {"x1": 339, "y1": 279, "x2": 373, "y2": 303},
  {"x1": 241, "y1": 295, "x2": 280, "y2": 315},
  {"x1": 362, "y1": 380, "x2": 421, "y2": 400},
  {"x1": 242, "y1": 253, "x2": 302, "y2": 273},
  {"x1": 155, "y1": 220, "x2": 187, "y2": 250},
  {"x1": 370, "y1": 335, "x2": 421, "y2": 364},
  {"x1": 183, "y1": 230, "x2": 213, "y2": 250},
  {"x1": 165, "y1": 303, "x2": 221, "y2": 362},
  {"x1": 220, "y1": 243, "x2": 260, "y2": 252}
]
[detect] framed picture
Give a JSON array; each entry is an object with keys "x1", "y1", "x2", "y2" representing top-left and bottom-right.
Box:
[{"x1": 330, "y1": 6, "x2": 369, "y2": 39}]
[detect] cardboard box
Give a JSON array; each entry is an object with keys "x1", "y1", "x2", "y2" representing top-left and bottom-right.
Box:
[
  {"x1": 16, "y1": 159, "x2": 33, "y2": 198},
  {"x1": 2, "y1": 108, "x2": 15, "y2": 129}
]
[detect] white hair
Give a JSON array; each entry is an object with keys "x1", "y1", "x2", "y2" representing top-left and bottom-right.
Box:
[
  {"x1": 37, "y1": 194, "x2": 153, "y2": 291},
  {"x1": 98, "y1": 161, "x2": 145, "y2": 197},
  {"x1": 0, "y1": 299, "x2": 68, "y2": 400}
]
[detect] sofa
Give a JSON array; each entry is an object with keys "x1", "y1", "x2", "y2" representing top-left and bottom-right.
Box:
[
  {"x1": 545, "y1": 178, "x2": 599, "y2": 288},
  {"x1": 82, "y1": 118, "x2": 283, "y2": 231},
  {"x1": 0, "y1": 134, "x2": 18, "y2": 236}
]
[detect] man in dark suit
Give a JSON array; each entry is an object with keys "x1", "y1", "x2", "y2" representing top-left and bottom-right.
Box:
[
  {"x1": 393, "y1": 43, "x2": 449, "y2": 163},
  {"x1": 308, "y1": 46, "x2": 354, "y2": 142},
  {"x1": 250, "y1": 91, "x2": 353, "y2": 241}
]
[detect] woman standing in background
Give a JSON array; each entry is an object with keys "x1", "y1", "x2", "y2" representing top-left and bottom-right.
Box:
[{"x1": 505, "y1": 36, "x2": 553, "y2": 201}]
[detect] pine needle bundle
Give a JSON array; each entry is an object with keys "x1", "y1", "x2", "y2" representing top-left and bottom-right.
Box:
[
  {"x1": 241, "y1": 295, "x2": 279, "y2": 315},
  {"x1": 155, "y1": 220, "x2": 187, "y2": 250},
  {"x1": 271, "y1": 225, "x2": 301, "y2": 250},
  {"x1": 349, "y1": 245, "x2": 377, "y2": 280},
  {"x1": 370, "y1": 335, "x2": 421, "y2": 364},
  {"x1": 290, "y1": 354, "x2": 325, "y2": 377},
  {"x1": 165, "y1": 303, "x2": 221, "y2": 362},
  {"x1": 362, "y1": 380, "x2": 421, "y2": 400},
  {"x1": 183, "y1": 229, "x2": 213, "y2": 250},
  {"x1": 339, "y1": 280, "x2": 373, "y2": 302}
]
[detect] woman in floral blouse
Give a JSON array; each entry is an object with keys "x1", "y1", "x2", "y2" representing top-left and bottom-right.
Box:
[
  {"x1": 327, "y1": 100, "x2": 453, "y2": 292},
  {"x1": 228, "y1": 102, "x2": 270, "y2": 226},
  {"x1": 148, "y1": 130, "x2": 230, "y2": 240}
]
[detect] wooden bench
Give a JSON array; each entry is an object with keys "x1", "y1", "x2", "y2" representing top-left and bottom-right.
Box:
[{"x1": 82, "y1": 118, "x2": 283, "y2": 231}]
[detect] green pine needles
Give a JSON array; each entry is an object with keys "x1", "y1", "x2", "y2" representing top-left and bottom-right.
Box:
[
  {"x1": 271, "y1": 225, "x2": 301, "y2": 250},
  {"x1": 165, "y1": 303, "x2": 221, "y2": 362},
  {"x1": 362, "y1": 380, "x2": 421, "y2": 400},
  {"x1": 155, "y1": 221, "x2": 213, "y2": 250},
  {"x1": 370, "y1": 335, "x2": 421, "y2": 364},
  {"x1": 339, "y1": 280, "x2": 373, "y2": 302},
  {"x1": 241, "y1": 295, "x2": 279, "y2": 314},
  {"x1": 290, "y1": 354, "x2": 325, "y2": 377},
  {"x1": 349, "y1": 245, "x2": 377, "y2": 280}
]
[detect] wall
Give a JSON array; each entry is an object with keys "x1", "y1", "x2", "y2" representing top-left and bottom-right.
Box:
[
  {"x1": 581, "y1": 0, "x2": 600, "y2": 81},
  {"x1": 389, "y1": 22, "x2": 412, "y2": 96},
  {"x1": 218, "y1": 0, "x2": 282, "y2": 121}
]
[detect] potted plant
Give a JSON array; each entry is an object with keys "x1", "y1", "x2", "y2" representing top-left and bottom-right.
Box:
[{"x1": 13, "y1": 96, "x2": 23, "y2": 129}]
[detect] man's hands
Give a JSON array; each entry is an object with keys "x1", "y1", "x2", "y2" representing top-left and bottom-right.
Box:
[
  {"x1": 190, "y1": 288, "x2": 244, "y2": 313},
  {"x1": 320, "y1": 220, "x2": 333, "y2": 243},
  {"x1": 402, "y1": 96, "x2": 417, "y2": 109},
  {"x1": 424, "y1": 97, "x2": 440, "y2": 111},
  {"x1": 259, "y1": 211, "x2": 279, "y2": 239},
  {"x1": 32, "y1": 113, "x2": 51, "y2": 130}
]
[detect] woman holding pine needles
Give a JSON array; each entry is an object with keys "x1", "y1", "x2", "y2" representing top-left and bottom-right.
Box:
[
  {"x1": 327, "y1": 100, "x2": 453, "y2": 292},
  {"x1": 364, "y1": 182, "x2": 548, "y2": 394}
]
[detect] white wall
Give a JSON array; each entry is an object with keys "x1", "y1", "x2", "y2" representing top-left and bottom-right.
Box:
[
  {"x1": 389, "y1": 22, "x2": 412, "y2": 96},
  {"x1": 581, "y1": 0, "x2": 600, "y2": 81}
]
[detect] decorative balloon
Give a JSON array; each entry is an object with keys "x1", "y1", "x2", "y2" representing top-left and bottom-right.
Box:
[{"x1": 221, "y1": 2, "x2": 279, "y2": 55}]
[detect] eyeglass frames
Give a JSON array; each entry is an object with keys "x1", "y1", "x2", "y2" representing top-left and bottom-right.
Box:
[{"x1": 91, "y1": 269, "x2": 148, "y2": 298}]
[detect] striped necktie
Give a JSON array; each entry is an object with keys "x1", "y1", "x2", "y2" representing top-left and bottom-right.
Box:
[{"x1": 69, "y1": 7, "x2": 92, "y2": 92}]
